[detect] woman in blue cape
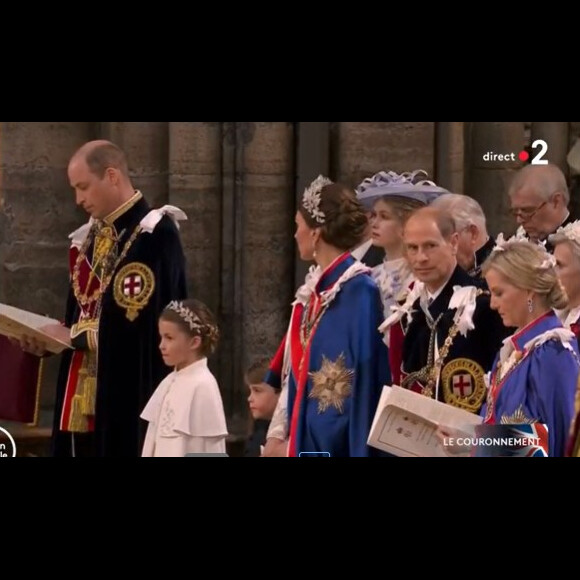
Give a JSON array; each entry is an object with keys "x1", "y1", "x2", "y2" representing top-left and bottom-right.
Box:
[
  {"x1": 262, "y1": 176, "x2": 390, "y2": 457},
  {"x1": 443, "y1": 237, "x2": 579, "y2": 458},
  {"x1": 439, "y1": 236, "x2": 579, "y2": 457}
]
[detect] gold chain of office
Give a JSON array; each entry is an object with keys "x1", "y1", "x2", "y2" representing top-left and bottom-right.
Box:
[
  {"x1": 72, "y1": 224, "x2": 142, "y2": 308},
  {"x1": 402, "y1": 288, "x2": 489, "y2": 398}
]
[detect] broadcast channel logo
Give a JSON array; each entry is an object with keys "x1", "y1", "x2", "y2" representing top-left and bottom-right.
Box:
[
  {"x1": 482, "y1": 139, "x2": 549, "y2": 165},
  {"x1": 0, "y1": 427, "x2": 17, "y2": 457}
]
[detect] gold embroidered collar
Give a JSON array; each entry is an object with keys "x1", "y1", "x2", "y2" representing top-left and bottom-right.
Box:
[{"x1": 103, "y1": 190, "x2": 143, "y2": 225}]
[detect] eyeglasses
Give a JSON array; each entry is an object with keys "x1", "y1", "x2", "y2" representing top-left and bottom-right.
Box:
[{"x1": 509, "y1": 200, "x2": 547, "y2": 221}]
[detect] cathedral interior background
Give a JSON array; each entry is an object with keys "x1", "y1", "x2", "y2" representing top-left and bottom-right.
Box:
[{"x1": 1, "y1": 121, "x2": 579, "y2": 441}]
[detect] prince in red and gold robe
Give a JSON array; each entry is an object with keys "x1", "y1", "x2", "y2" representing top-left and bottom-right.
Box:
[{"x1": 52, "y1": 191, "x2": 187, "y2": 457}]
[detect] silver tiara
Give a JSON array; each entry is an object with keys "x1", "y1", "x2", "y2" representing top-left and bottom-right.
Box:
[
  {"x1": 302, "y1": 175, "x2": 332, "y2": 224},
  {"x1": 167, "y1": 300, "x2": 204, "y2": 332},
  {"x1": 539, "y1": 254, "x2": 558, "y2": 270},
  {"x1": 490, "y1": 231, "x2": 528, "y2": 255},
  {"x1": 491, "y1": 234, "x2": 557, "y2": 271}
]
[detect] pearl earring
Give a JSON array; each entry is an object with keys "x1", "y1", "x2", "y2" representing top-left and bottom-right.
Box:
[{"x1": 527, "y1": 297, "x2": 533, "y2": 313}]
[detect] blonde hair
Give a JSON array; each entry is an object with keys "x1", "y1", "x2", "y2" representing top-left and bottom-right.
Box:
[
  {"x1": 376, "y1": 195, "x2": 425, "y2": 224},
  {"x1": 548, "y1": 233, "x2": 580, "y2": 263},
  {"x1": 481, "y1": 240, "x2": 568, "y2": 310}
]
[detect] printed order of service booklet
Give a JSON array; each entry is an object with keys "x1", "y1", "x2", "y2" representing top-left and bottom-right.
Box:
[
  {"x1": 368, "y1": 385, "x2": 483, "y2": 457},
  {"x1": 0, "y1": 303, "x2": 70, "y2": 355}
]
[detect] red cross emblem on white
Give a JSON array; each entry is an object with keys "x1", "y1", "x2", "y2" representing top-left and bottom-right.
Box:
[
  {"x1": 452, "y1": 373, "x2": 473, "y2": 397},
  {"x1": 123, "y1": 274, "x2": 142, "y2": 297}
]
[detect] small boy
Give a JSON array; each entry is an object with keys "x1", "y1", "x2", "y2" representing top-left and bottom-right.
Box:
[{"x1": 243, "y1": 357, "x2": 281, "y2": 457}]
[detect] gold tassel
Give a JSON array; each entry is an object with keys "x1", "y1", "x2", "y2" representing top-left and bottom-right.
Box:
[
  {"x1": 575, "y1": 374, "x2": 580, "y2": 417},
  {"x1": 80, "y1": 377, "x2": 97, "y2": 416},
  {"x1": 68, "y1": 395, "x2": 89, "y2": 432},
  {"x1": 26, "y1": 357, "x2": 44, "y2": 428},
  {"x1": 573, "y1": 435, "x2": 580, "y2": 458},
  {"x1": 568, "y1": 374, "x2": 580, "y2": 457}
]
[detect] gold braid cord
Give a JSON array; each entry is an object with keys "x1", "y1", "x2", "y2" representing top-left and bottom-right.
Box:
[
  {"x1": 67, "y1": 224, "x2": 142, "y2": 431},
  {"x1": 569, "y1": 373, "x2": 580, "y2": 456},
  {"x1": 402, "y1": 289, "x2": 488, "y2": 405}
]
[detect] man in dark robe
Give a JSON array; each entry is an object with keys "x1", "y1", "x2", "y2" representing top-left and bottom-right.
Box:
[
  {"x1": 382, "y1": 207, "x2": 508, "y2": 415},
  {"x1": 20, "y1": 140, "x2": 187, "y2": 457}
]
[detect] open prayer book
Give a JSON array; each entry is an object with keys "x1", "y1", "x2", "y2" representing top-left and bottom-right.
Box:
[
  {"x1": 0, "y1": 303, "x2": 70, "y2": 355},
  {"x1": 368, "y1": 385, "x2": 483, "y2": 457}
]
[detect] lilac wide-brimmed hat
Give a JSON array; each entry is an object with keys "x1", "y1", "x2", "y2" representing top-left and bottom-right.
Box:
[{"x1": 356, "y1": 169, "x2": 450, "y2": 210}]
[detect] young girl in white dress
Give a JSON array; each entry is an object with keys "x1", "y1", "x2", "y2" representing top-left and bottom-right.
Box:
[{"x1": 141, "y1": 299, "x2": 228, "y2": 457}]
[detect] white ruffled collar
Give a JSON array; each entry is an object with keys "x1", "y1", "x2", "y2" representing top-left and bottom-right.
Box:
[
  {"x1": 557, "y1": 304, "x2": 580, "y2": 330},
  {"x1": 293, "y1": 256, "x2": 370, "y2": 308},
  {"x1": 378, "y1": 280, "x2": 424, "y2": 341},
  {"x1": 68, "y1": 203, "x2": 187, "y2": 248},
  {"x1": 372, "y1": 258, "x2": 414, "y2": 318},
  {"x1": 497, "y1": 325, "x2": 576, "y2": 381}
]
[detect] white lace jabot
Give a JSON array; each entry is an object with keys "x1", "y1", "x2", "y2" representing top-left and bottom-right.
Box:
[{"x1": 372, "y1": 257, "x2": 414, "y2": 318}]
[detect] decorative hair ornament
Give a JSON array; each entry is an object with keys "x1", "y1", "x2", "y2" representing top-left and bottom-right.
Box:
[
  {"x1": 167, "y1": 300, "x2": 205, "y2": 333},
  {"x1": 302, "y1": 175, "x2": 332, "y2": 224},
  {"x1": 357, "y1": 169, "x2": 432, "y2": 195},
  {"x1": 538, "y1": 254, "x2": 557, "y2": 270},
  {"x1": 490, "y1": 231, "x2": 528, "y2": 255},
  {"x1": 554, "y1": 220, "x2": 580, "y2": 246},
  {"x1": 491, "y1": 233, "x2": 557, "y2": 271}
]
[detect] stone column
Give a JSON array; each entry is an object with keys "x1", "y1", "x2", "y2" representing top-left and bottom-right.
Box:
[
  {"x1": 435, "y1": 122, "x2": 464, "y2": 193},
  {"x1": 569, "y1": 123, "x2": 580, "y2": 218},
  {"x1": 530, "y1": 122, "x2": 570, "y2": 173},
  {"x1": 464, "y1": 122, "x2": 526, "y2": 237},
  {"x1": 224, "y1": 122, "x2": 295, "y2": 429},
  {"x1": 168, "y1": 122, "x2": 222, "y2": 306},
  {"x1": 530, "y1": 122, "x2": 574, "y2": 217},
  {"x1": 331, "y1": 122, "x2": 436, "y2": 185},
  {"x1": 220, "y1": 122, "x2": 242, "y2": 423},
  {"x1": 242, "y1": 120, "x2": 295, "y2": 353},
  {"x1": 295, "y1": 122, "x2": 330, "y2": 289},
  {"x1": 0, "y1": 121, "x2": 94, "y2": 412},
  {"x1": 167, "y1": 122, "x2": 227, "y2": 416}
]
